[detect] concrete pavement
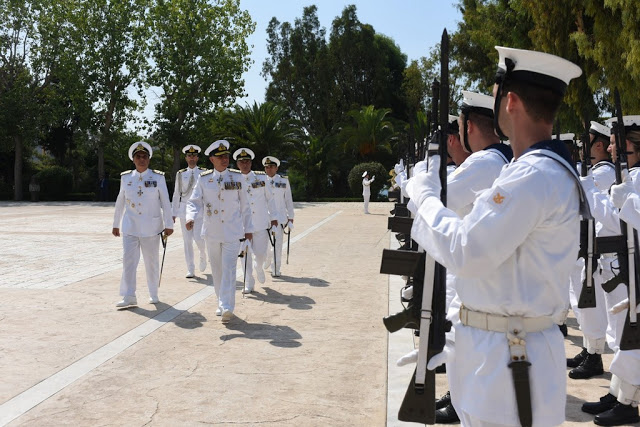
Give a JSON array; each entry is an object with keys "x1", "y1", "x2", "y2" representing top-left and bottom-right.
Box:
[{"x1": 0, "y1": 201, "x2": 634, "y2": 426}]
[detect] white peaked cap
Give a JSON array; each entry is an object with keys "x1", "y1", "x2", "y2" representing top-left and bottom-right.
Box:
[
  {"x1": 128, "y1": 141, "x2": 153, "y2": 160},
  {"x1": 589, "y1": 121, "x2": 611, "y2": 137},
  {"x1": 495, "y1": 46, "x2": 582, "y2": 94},
  {"x1": 448, "y1": 114, "x2": 459, "y2": 123},
  {"x1": 204, "y1": 139, "x2": 231, "y2": 156},
  {"x1": 182, "y1": 144, "x2": 202, "y2": 154},
  {"x1": 362, "y1": 171, "x2": 368, "y2": 178},
  {"x1": 232, "y1": 147, "x2": 255, "y2": 161},
  {"x1": 605, "y1": 115, "x2": 640, "y2": 129},
  {"x1": 262, "y1": 156, "x2": 280, "y2": 167},
  {"x1": 461, "y1": 91, "x2": 494, "y2": 111},
  {"x1": 556, "y1": 133, "x2": 575, "y2": 141}
]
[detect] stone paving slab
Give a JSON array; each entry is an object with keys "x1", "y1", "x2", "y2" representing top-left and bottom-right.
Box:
[{"x1": 0, "y1": 201, "x2": 636, "y2": 426}]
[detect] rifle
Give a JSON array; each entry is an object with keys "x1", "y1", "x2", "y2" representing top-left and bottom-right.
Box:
[
  {"x1": 578, "y1": 122, "x2": 598, "y2": 308},
  {"x1": 398, "y1": 29, "x2": 450, "y2": 425},
  {"x1": 600, "y1": 89, "x2": 640, "y2": 350}
]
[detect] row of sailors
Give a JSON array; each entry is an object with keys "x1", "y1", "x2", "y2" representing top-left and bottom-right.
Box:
[
  {"x1": 391, "y1": 46, "x2": 640, "y2": 426},
  {"x1": 112, "y1": 139, "x2": 294, "y2": 326}
]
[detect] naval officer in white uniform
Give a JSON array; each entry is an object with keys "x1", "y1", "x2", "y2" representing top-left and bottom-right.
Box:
[
  {"x1": 186, "y1": 140, "x2": 252, "y2": 324},
  {"x1": 172, "y1": 144, "x2": 207, "y2": 278},
  {"x1": 112, "y1": 141, "x2": 173, "y2": 308},
  {"x1": 233, "y1": 148, "x2": 278, "y2": 293},
  {"x1": 263, "y1": 156, "x2": 294, "y2": 277}
]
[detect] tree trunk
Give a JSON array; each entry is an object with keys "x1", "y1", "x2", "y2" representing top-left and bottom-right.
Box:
[
  {"x1": 13, "y1": 135, "x2": 23, "y2": 201},
  {"x1": 172, "y1": 146, "x2": 181, "y2": 180},
  {"x1": 98, "y1": 143, "x2": 105, "y2": 181}
]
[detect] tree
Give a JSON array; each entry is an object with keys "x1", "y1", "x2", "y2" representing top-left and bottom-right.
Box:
[
  {"x1": 339, "y1": 105, "x2": 394, "y2": 160},
  {"x1": 67, "y1": 0, "x2": 151, "y2": 184},
  {"x1": 148, "y1": 0, "x2": 255, "y2": 177},
  {"x1": 223, "y1": 101, "x2": 301, "y2": 162},
  {"x1": 262, "y1": 5, "x2": 332, "y2": 138},
  {"x1": 0, "y1": 0, "x2": 69, "y2": 200}
]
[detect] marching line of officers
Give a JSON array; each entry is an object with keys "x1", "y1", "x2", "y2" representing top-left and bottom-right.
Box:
[
  {"x1": 392, "y1": 46, "x2": 640, "y2": 426},
  {"x1": 112, "y1": 139, "x2": 294, "y2": 325}
]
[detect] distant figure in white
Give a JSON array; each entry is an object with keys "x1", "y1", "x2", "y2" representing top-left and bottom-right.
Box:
[{"x1": 362, "y1": 171, "x2": 375, "y2": 214}]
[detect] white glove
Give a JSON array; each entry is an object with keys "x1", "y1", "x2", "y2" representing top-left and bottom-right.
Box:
[
  {"x1": 269, "y1": 225, "x2": 278, "y2": 233},
  {"x1": 413, "y1": 159, "x2": 428, "y2": 175},
  {"x1": 372, "y1": 176, "x2": 375, "y2": 182},
  {"x1": 610, "y1": 179, "x2": 634, "y2": 209},
  {"x1": 401, "y1": 285, "x2": 414, "y2": 300},
  {"x1": 394, "y1": 162, "x2": 404, "y2": 175},
  {"x1": 395, "y1": 170, "x2": 406, "y2": 188},
  {"x1": 397, "y1": 349, "x2": 418, "y2": 367},
  {"x1": 427, "y1": 337, "x2": 454, "y2": 370},
  {"x1": 610, "y1": 297, "x2": 640, "y2": 315},
  {"x1": 287, "y1": 221, "x2": 294, "y2": 232},
  {"x1": 405, "y1": 155, "x2": 441, "y2": 209}
]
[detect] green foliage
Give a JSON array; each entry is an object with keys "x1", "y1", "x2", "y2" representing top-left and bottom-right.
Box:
[
  {"x1": 339, "y1": 105, "x2": 394, "y2": 159},
  {"x1": 348, "y1": 162, "x2": 387, "y2": 200},
  {"x1": 35, "y1": 165, "x2": 73, "y2": 200}
]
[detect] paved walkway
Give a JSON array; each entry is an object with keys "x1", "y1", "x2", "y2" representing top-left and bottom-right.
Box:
[{"x1": 0, "y1": 201, "x2": 634, "y2": 426}]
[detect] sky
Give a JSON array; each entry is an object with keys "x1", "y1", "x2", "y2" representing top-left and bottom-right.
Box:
[
  {"x1": 137, "y1": 1, "x2": 462, "y2": 126},
  {"x1": 235, "y1": 0, "x2": 463, "y2": 106}
]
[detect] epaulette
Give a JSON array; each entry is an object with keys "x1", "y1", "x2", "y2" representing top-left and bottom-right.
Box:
[
  {"x1": 178, "y1": 168, "x2": 188, "y2": 173},
  {"x1": 120, "y1": 170, "x2": 133, "y2": 176},
  {"x1": 254, "y1": 170, "x2": 266, "y2": 175},
  {"x1": 153, "y1": 169, "x2": 165, "y2": 176},
  {"x1": 228, "y1": 168, "x2": 242, "y2": 174},
  {"x1": 197, "y1": 166, "x2": 205, "y2": 170},
  {"x1": 201, "y1": 169, "x2": 214, "y2": 176},
  {"x1": 280, "y1": 175, "x2": 288, "y2": 179}
]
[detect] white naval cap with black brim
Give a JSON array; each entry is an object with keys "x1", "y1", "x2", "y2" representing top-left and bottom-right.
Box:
[
  {"x1": 460, "y1": 91, "x2": 495, "y2": 152},
  {"x1": 128, "y1": 141, "x2": 153, "y2": 160},
  {"x1": 493, "y1": 46, "x2": 582, "y2": 140}
]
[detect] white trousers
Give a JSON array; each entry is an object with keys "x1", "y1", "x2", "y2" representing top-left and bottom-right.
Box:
[
  {"x1": 207, "y1": 239, "x2": 241, "y2": 313},
  {"x1": 363, "y1": 193, "x2": 370, "y2": 213},
  {"x1": 267, "y1": 226, "x2": 284, "y2": 274},
  {"x1": 179, "y1": 216, "x2": 206, "y2": 272},
  {"x1": 119, "y1": 234, "x2": 160, "y2": 299},
  {"x1": 241, "y1": 229, "x2": 269, "y2": 288},
  {"x1": 458, "y1": 411, "x2": 562, "y2": 427},
  {"x1": 568, "y1": 258, "x2": 607, "y2": 352}
]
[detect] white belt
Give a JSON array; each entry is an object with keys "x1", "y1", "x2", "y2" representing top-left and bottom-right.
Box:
[{"x1": 459, "y1": 305, "x2": 555, "y2": 333}]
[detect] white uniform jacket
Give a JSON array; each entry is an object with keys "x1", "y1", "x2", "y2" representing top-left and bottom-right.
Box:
[
  {"x1": 267, "y1": 174, "x2": 294, "y2": 225},
  {"x1": 186, "y1": 168, "x2": 252, "y2": 242},
  {"x1": 113, "y1": 169, "x2": 173, "y2": 237},
  {"x1": 447, "y1": 144, "x2": 511, "y2": 217},
  {"x1": 362, "y1": 177, "x2": 374, "y2": 196},
  {"x1": 239, "y1": 170, "x2": 277, "y2": 232},
  {"x1": 171, "y1": 166, "x2": 206, "y2": 219},
  {"x1": 411, "y1": 145, "x2": 581, "y2": 425}
]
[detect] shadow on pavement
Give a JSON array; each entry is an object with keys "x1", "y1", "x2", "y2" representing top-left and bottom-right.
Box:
[
  {"x1": 116, "y1": 304, "x2": 208, "y2": 329},
  {"x1": 271, "y1": 275, "x2": 329, "y2": 287},
  {"x1": 220, "y1": 317, "x2": 302, "y2": 348},
  {"x1": 243, "y1": 287, "x2": 315, "y2": 310}
]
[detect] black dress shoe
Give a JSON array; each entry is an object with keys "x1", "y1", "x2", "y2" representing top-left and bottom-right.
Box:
[
  {"x1": 594, "y1": 403, "x2": 640, "y2": 426},
  {"x1": 569, "y1": 352, "x2": 604, "y2": 379},
  {"x1": 567, "y1": 347, "x2": 588, "y2": 368},
  {"x1": 435, "y1": 390, "x2": 451, "y2": 410},
  {"x1": 583, "y1": 393, "x2": 617, "y2": 415},
  {"x1": 435, "y1": 403, "x2": 460, "y2": 424}
]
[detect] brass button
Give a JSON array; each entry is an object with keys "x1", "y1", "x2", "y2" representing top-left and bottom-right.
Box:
[{"x1": 214, "y1": 210, "x2": 218, "y2": 214}]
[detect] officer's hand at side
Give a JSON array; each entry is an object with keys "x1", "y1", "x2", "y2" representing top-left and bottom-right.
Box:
[
  {"x1": 164, "y1": 228, "x2": 173, "y2": 236},
  {"x1": 112, "y1": 228, "x2": 120, "y2": 237},
  {"x1": 270, "y1": 220, "x2": 278, "y2": 227},
  {"x1": 610, "y1": 179, "x2": 634, "y2": 209},
  {"x1": 245, "y1": 232, "x2": 253, "y2": 242},
  {"x1": 185, "y1": 220, "x2": 194, "y2": 231}
]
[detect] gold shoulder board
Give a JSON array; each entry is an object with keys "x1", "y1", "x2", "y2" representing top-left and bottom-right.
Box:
[
  {"x1": 120, "y1": 170, "x2": 133, "y2": 176},
  {"x1": 153, "y1": 169, "x2": 165, "y2": 176},
  {"x1": 201, "y1": 169, "x2": 214, "y2": 176}
]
